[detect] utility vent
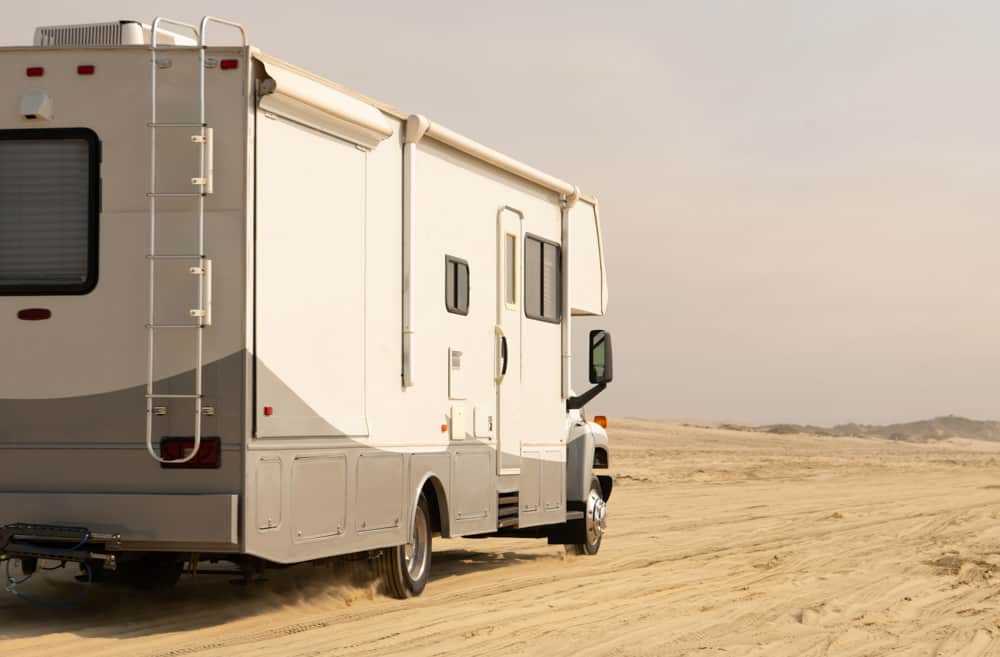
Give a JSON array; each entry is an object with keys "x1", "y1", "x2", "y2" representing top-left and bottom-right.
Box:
[{"x1": 33, "y1": 20, "x2": 196, "y2": 47}]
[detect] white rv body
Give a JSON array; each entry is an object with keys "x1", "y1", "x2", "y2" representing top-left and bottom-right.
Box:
[{"x1": 0, "y1": 18, "x2": 611, "y2": 587}]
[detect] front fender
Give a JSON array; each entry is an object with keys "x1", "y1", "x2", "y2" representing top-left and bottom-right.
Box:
[{"x1": 565, "y1": 421, "x2": 611, "y2": 504}]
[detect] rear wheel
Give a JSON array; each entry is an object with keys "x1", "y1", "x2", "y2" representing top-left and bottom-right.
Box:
[
  {"x1": 571, "y1": 476, "x2": 607, "y2": 555},
  {"x1": 374, "y1": 493, "x2": 432, "y2": 598}
]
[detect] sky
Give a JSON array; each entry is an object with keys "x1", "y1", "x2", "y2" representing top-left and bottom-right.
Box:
[{"x1": 4, "y1": 1, "x2": 998, "y2": 425}]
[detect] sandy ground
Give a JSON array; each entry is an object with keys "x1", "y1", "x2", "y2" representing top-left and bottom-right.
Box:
[{"x1": 6, "y1": 419, "x2": 1000, "y2": 656}]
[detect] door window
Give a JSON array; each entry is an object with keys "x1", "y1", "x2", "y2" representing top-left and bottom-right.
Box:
[
  {"x1": 524, "y1": 234, "x2": 561, "y2": 323},
  {"x1": 504, "y1": 233, "x2": 517, "y2": 308}
]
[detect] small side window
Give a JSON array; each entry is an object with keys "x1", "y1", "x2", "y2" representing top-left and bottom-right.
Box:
[
  {"x1": 445, "y1": 255, "x2": 469, "y2": 316},
  {"x1": 524, "y1": 234, "x2": 561, "y2": 323}
]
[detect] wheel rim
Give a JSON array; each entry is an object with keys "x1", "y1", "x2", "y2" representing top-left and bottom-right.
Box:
[
  {"x1": 404, "y1": 504, "x2": 429, "y2": 581},
  {"x1": 585, "y1": 487, "x2": 607, "y2": 546}
]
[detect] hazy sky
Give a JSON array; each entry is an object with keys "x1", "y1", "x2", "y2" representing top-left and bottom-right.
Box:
[{"x1": 4, "y1": 2, "x2": 998, "y2": 425}]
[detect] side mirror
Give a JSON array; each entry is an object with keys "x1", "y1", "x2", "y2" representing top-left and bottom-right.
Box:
[{"x1": 589, "y1": 330, "x2": 614, "y2": 384}]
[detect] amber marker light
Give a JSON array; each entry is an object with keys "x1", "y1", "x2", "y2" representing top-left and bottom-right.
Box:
[
  {"x1": 441, "y1": 424, "x2": 448, "y2": 433},
  {"x1": 594, "y1": 416, "x2": 608, "y2": 428}
]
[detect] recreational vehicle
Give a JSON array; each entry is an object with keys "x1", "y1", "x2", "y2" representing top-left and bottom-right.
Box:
[{"x1": 0, "y1": 16, "x2": 613, "y2": 599}]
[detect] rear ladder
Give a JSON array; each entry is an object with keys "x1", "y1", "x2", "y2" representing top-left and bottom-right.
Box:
[{"x1": 144, "y1": 16, "x2": 246, "y2": 464}]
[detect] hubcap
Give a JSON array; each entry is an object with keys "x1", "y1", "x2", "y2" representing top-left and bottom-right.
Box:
[
  {"x1": 404, "y1": 505, "x2": 429, "y2": 581},
  {"x1": 586, "y1": 488, "x2": 607, "y2": 545}
]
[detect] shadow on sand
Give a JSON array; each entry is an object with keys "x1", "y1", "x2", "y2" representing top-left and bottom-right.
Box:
[{"x1": 0, "y1": 544, "x2": 558, "y2": 641}]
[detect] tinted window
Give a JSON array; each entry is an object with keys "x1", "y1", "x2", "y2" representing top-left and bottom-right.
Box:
[
  {"x1": 524, "y1": 235, "x2": 561, "y2": 323},
  {"x1": 0, "y1": 129, "x2": 99, "y2": 295}
]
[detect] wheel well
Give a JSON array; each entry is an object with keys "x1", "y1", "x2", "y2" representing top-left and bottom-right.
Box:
[
  {"x1": 597, "y1": 474, "x2": 613, "y2": 502},
  {"x1": 420, "y1": 477, "x2": 449, "y2": 536},
  {"x1": 594, "y1": 447, "x2": 609, "y2": 469}
]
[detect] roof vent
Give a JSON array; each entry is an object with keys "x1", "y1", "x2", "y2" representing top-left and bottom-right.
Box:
[{"x1": 33, "y1": 20, "x2": 195, "y2": 47}]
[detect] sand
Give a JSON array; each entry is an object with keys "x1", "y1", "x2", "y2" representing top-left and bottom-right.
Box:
[{"x1": 5, "y1": 419, "x2": 1000, "y2": 656}]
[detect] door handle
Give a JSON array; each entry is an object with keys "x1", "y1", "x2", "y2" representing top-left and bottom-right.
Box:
[{"x1": 495, "y1": 325, "x2": 507, "y2": 384}]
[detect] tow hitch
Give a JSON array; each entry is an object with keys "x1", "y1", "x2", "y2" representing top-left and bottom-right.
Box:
[
  {"x1": 1, "y1": 523, "x2": 104, "y2": 606},
  {"x1": 1, "y1": 523, "x2": 93, "y2": 563}
]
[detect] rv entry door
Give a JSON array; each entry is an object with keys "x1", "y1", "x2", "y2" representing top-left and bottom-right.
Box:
[{"x1": 496, "y1": 208, "x2": 522, "y2": 474}]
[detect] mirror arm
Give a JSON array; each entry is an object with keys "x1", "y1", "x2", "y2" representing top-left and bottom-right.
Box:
[{"x1": 566, "y1": 383, "x2": 608, "y2": 411}]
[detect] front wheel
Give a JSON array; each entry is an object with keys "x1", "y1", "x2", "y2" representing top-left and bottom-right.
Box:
[
  {"x1": 571, "y1": 476, "x2": 607, "y2": 555},
  {"x1": 374, "y1": 493, "x2": 432, "y2": 598}
]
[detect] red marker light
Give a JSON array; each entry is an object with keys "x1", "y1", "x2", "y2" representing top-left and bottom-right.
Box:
[
  {"x1": 26, "y1": 67, "x2": 44, "y2": 77},
  {"x1": 263, "y1": 406, "x2": 273, "y2": 417},
  {"x1": 17, "y1": 308, "x2": 51, "y2": 321},
  {"x1": 219, "y1": 59, "x2": 239, "y2": 70},
  {"x1": 159, "y1": 437, "x2": 221, "y2": 469},
  {"x1": 77, "y1": 65, "x2": 95, "y2": 75}
]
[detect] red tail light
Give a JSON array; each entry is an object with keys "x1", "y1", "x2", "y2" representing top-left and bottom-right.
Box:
[
  {"x1": 219, "y1": 59, "x2": 239, "y2": 70},
  {"x1": 17, "y1": 308, "x2": 52, "y2": 321},
  {"x1": 77, "y1": 65, "x2": 95, "y2": 75},
  {"x1": 159, "y1": 437, "x2": 221, "y2": 469},
  {"x1": 26, "y1": 67, "x2": 44, "y2": 77}
]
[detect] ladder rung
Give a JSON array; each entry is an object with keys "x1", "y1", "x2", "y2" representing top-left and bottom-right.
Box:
[
  {"x1": 147, "y1": 254, "x2": 205, "y2": 260},
  {"x1": 146, "y1": 193, "x2": 204, "y2": 198},
  {"x1": 148, "y1": 122, "x2": 207, "y2": 128},
  {"x1": 146, "y1": 324, "x2": 203, "y2": 329},
  {"x1": 146, "y1": 393, "x2": 202, "y2": 399}
]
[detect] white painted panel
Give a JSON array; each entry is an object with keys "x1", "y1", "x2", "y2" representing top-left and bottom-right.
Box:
[
  {"x1": 519, "y1": 447, "x2": 542, "y2": 514},
  {"x1": 519, "y1": 446, "x2": 566, "y2": 528},
  {"x1": 542, "y1": 447, "x2": 565, "y2": 512},
  {"x1": 448, "y1": 347, "x2": 466, "y2": 400},
  {"x1": 569, "y1": 201, "x2": 607, "y2": 316},
  {"x1": 453, "y1": 450, "x2": 491, "y2": 521},
  {"x1": 292, "y1": 455, "x2": 347, "y2": 541},
  {"x1": 256, "y1": 113, "x2": 367, "y2": 437},
  {"x1": 256, "y1": 457, "x2": 282, "y2": 531},
  {"x1": 0, "y1": 48, "x2": 247, "y2": 400},
  {"x1": 356, "y1": 453, "x2": 403, "y2": 532},
  {"x1": 0, "y1": 493, "x2": 238, "y2": 545}
]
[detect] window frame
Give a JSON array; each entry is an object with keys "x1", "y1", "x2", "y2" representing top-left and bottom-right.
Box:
[
  {"x1": 0, "y1": 127, "x2": 101, "y2": 296},
  {"x1": 444, "y1": 254, "x2": 470, "y2": 316},
  {"x1": 523, "y1": 233, "x2": 562, "y2": 324}
]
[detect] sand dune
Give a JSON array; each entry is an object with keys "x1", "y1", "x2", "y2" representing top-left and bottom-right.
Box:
[{"x1": 5, "y1": 419, "x2": 1000, "y2": 656}]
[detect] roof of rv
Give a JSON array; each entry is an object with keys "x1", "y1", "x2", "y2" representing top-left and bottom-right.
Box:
[
  {"x1": 252, "y1": 49, "x2": 597, "y2": 207},
  {"x1": 0, "y1": 37, "x2": 595, "y2": 206}
]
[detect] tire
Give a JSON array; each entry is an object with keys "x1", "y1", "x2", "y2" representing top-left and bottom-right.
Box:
[
  {"x1": 571, "y1": 476, "x2": 607, "y2": 556},
  {"x1": 374, "y1": 493, "x2": 432, "y2": 599}
]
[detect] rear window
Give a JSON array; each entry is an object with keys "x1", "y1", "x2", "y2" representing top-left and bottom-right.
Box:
[{"x1": 0, "y1": 128, "x2": 100, "y2": 295}]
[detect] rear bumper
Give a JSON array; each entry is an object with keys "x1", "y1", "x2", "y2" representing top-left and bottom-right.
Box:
[{"x1": 0, "y1": 493, "x2": 239, "y2": 550}]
